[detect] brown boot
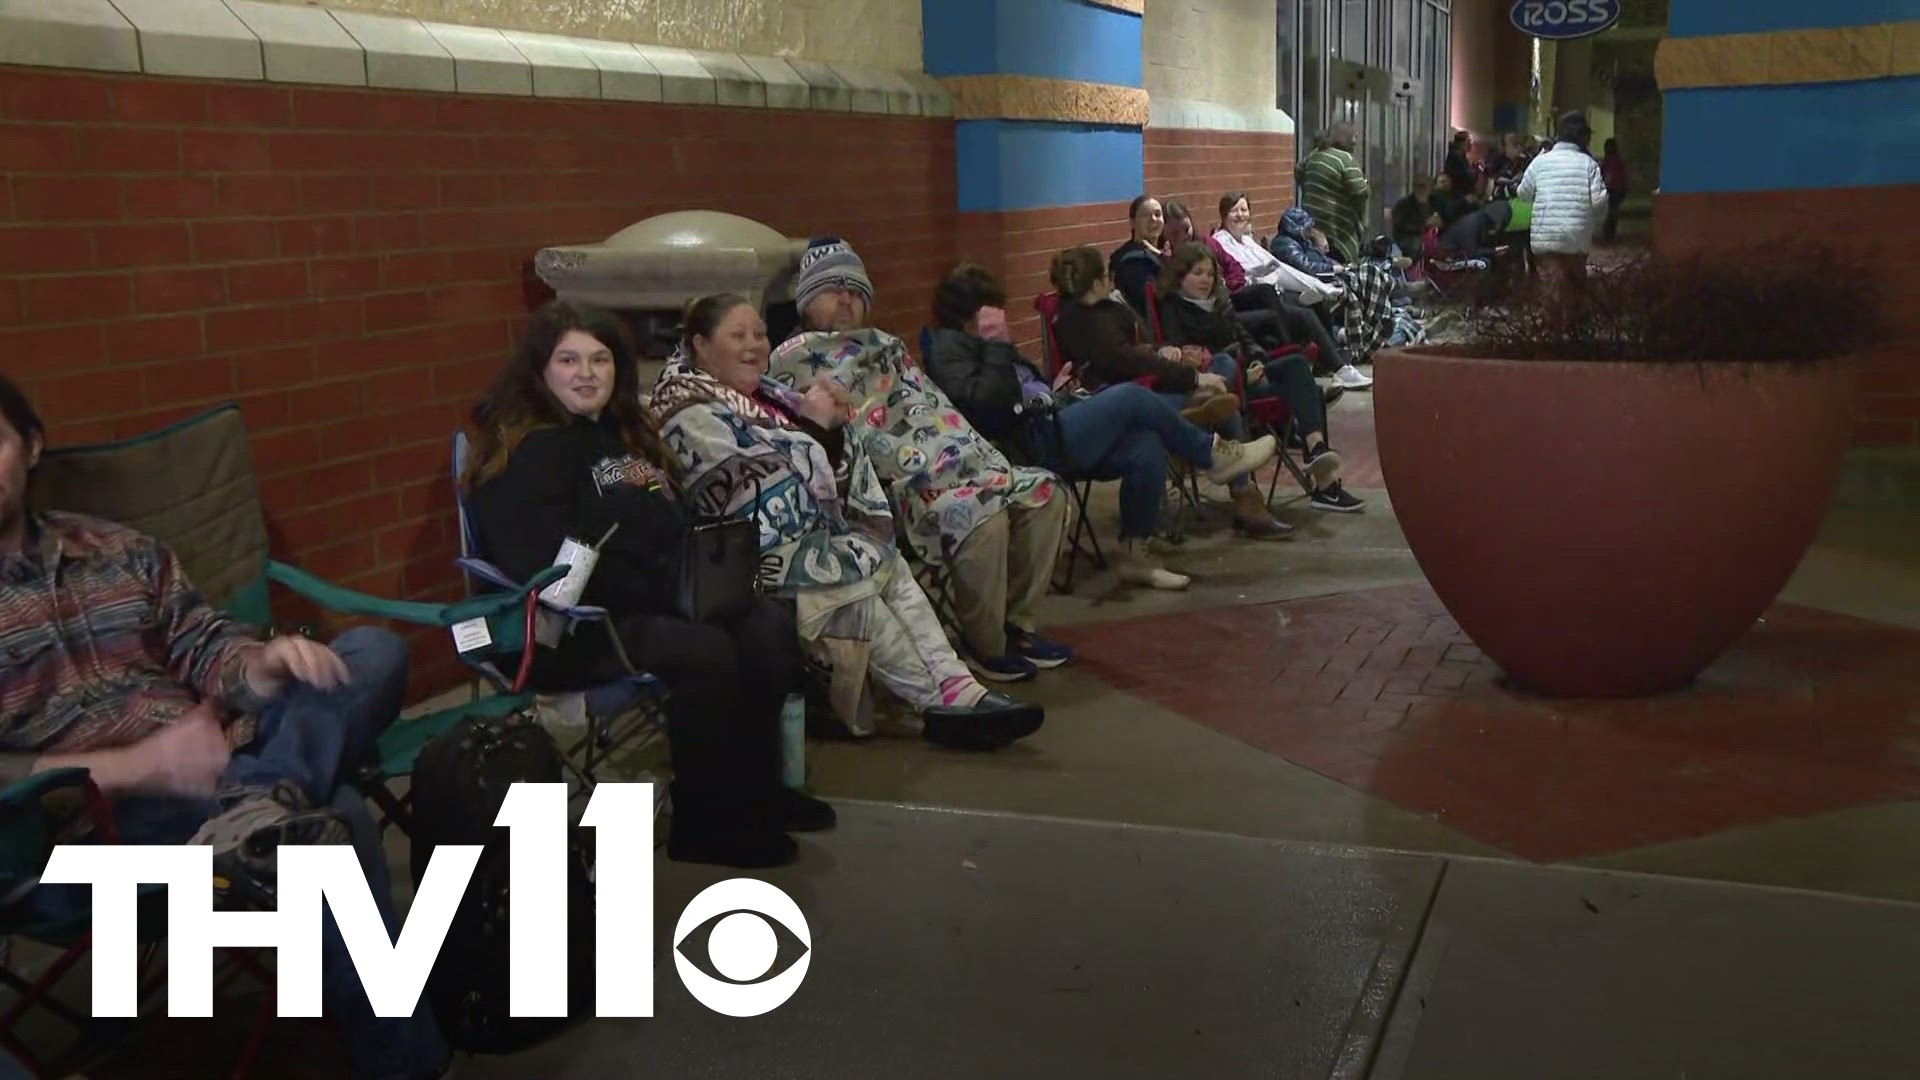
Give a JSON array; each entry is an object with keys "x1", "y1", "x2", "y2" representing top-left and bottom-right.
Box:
[
  {"x1": 1180, "y1": 393, "x2": 1240, "y2": 429},
  {"x1": 1231, "y1": 486, "x2": 1293, "y2": 540}
]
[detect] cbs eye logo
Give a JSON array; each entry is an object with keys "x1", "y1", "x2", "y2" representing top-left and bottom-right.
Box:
[{"x1": 672, "y1": 879, "x2": 812, "y2": 1016}]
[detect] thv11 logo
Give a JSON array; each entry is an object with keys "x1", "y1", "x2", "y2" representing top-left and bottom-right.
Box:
[{"x1": 42, "y1": 783, "x2": 811, "y2": 1019}]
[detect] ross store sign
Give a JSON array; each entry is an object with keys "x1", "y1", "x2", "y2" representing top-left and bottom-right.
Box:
[{"x1": 1509, "y1": 0, "x2": 1621, "y2": 40}]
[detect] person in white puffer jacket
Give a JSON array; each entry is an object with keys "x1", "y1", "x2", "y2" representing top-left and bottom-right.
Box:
[{"x1": 1516, "y1": 111, "x2": 1611, "y2": 290}]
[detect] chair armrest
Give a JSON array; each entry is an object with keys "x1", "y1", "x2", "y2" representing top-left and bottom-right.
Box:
[
  {"x1": 0, "y1": 768, "x2": 89, "y2": 811},
  {"x1": 454, "y1": 558, "x2": 609, "y2": 622},
  {"x1": 455, "y1": 557, "x2": 521, "y2": 593},
  {"x1": 0, "y1": 768, "x2": 116, "y2": 880},
  {"x1": 268, "y1": 560, "x2": 566, "y2": 628}
]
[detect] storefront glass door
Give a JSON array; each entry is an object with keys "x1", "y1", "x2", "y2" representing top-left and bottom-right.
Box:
[{"x1": 1281, "y1": 0, "x2": 1452, "y2": 231}]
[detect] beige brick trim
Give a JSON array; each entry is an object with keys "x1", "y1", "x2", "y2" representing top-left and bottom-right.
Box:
[
  {"x1": 944, "y1": 73, "x2": 1149, "y2": 126},
  {"x1": 1657, "y1": 20, "x2": 1918, "y2": 90},
  {"x1": 0, "y1": 0, "x2": 951, "y2": 116}
]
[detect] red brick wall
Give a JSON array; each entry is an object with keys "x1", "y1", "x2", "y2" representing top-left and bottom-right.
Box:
[
  {"x1": 1654, "y1": 188, "x2": 1920, "y2": 448},
  {"x1": 0, "y1": 65, "x2": 955, "y2": 696},
  {"x1": 956, "y1": 201, "x2": 1132, "y2": 354},
  {"x1": 948, "y1": 130, "x2": 1298, "y2": 358},
  {"x1": 1146, "y1": 128, "x2": 1296, "y2": 238}
]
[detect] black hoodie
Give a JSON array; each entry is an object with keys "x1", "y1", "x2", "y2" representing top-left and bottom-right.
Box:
[{"x1": 465, "y1": 413, "x2": 688, "y2": 632}]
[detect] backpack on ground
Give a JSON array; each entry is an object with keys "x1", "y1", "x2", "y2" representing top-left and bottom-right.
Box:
[{"x1": 406, "y1": 712, "x2": 596, "y2": 1055}]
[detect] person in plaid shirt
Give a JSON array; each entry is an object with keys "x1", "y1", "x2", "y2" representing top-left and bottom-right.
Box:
[{"x1": 0, "y1": 375, "x2": 451, "y2": 1080}]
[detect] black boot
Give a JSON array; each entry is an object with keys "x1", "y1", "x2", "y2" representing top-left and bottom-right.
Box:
[
  {"x1": 666, "y1": 784, "x2": 799, "y2": 869},
  {"x1": 921, "y1": 691, "x2": 1044, "y2": 751},
  {"x1": 781, "y1": 787, "x2": 837, "y2": 832}
]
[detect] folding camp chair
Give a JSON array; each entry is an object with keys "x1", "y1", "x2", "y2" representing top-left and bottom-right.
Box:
[
  {"x1": 9, "y1": 405, "x2": 559, "y2": 1075},
  {"x1": 449, "y1": 431, "x2": 668, "y2": 789},
  {"x1": 1139, "y1": 282, "x2": 1321, "y2": 515},
  {"x1": 1419, "y1": 225, "x2": 1515, "y2": 299},
  {"x1": 1138, "y1": 281, "x2": 1217, "y2": 537},
  {"x1": 0, "y1": 768, "x2": 280, "y2": 1080},
  {"x1": 1031, "y1": 291, "x2": 1112, "y2": 593},
  {"x1": 29, "y1": 406, "x2": 561, "y2": 835}
]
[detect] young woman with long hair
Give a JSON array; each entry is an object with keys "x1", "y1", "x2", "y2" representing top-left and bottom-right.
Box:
[
  {"x1": 461, "y1": 300, "x2": 833, "y2": 869},
  {"x1": 1155, "y1": 242, "x2": 1362, "y2": 512}
]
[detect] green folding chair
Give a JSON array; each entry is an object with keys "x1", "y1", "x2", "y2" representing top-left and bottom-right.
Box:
[
  {"x1": 24, "y1": 403, "x2": 564, "y2": 829},
  {"x1": 0, "y1": 404, "x2": 560, "y2": 1075}
]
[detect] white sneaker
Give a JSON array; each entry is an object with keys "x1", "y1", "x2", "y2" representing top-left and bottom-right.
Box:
[
  {"x1": 1202, "y1": 433, "x2": 1277, "y2": 487},
  {"x1": 1333, "y1": 363, "x2": 1374, "y2": 390},
  {"x1": 1115, "y1": 542, "x2": 1190, "y2": 591}
]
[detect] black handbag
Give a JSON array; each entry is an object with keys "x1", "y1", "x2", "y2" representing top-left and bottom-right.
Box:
[{"x1": 670, "y1": 514, "x2": 760, "y2": 623}]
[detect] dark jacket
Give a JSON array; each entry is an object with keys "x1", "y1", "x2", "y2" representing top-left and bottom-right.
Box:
[
  {"x1": 922, "y1": 326, "x2": 1047, "y2": 444},
  {"x1": 1444, "y1": 147, "x2": 1476, "y2": 198},
  {"x1": 1392, "y1": 194, "x2": 1443, "y2": 252},
  {"x1": 1156, "y1": 289, "x2": 1258, "y2": 359},
  {"x1": 1269, "y1": 207, "x2": 1341, "y2": 278},
  {"x1": 466, "y1": 414, "x2": 688, "y2": 684},
  {"x1": 1108, "y1": 240, "x2": 1165, "y2": 320},
  {"x1": 1439, "y1": 200, "x2": 1513, "y2": 254},
  {"x1": 1051, "y1": 296, "x2": 1196, "y2": 393}
]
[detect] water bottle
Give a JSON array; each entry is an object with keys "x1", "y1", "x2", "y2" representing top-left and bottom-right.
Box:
[
  {"x1": 779, "y1": 692, "x2": 807, "y2": 790},
  {"x1": 534, "y1": 535, "x2": 600, "y2": 647}
]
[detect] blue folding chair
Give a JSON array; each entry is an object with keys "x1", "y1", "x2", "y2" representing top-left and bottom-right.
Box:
[{"x1": 448, "y1": 431, "x2": 668, "y2": 789}]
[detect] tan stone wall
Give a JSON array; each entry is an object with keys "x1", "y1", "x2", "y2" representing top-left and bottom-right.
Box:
[
  {"x1": 946, "y1": 75, "x2": 1151, "y2": 125},
  {"x1": 1143, "y1": 0, "x2": 1280, "y2": 119},
  {"x1": 295, "y1": 0, "x2": 924, "y2": 70}
]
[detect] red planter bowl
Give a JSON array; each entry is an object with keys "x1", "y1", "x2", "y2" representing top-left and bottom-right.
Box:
[{"x1": 1374, "y1": 349, "x2": 1854, "y2": 697}]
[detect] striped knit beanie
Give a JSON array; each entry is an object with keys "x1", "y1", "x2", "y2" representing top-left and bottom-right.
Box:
[{"x1": 792, "y1": 236, "x2": 874, "y2": 313}]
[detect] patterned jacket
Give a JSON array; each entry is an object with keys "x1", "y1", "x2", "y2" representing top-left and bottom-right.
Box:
[
  {"x1": 650, "y1": 347, "x2": 898, "y2": 595},
  {"x1": 766, "y1": 330, "x2": 1055, "y2": 568},
  {"x1": 0, "y1": 511, "x2": 269, "y2": 785}
]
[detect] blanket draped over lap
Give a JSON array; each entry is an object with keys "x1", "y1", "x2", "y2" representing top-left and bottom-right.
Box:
[
  {"x1": 649, "y1": 347, "x2": 895, "y2": 596},
  {"x1": 766, "y1": 329, "x2": 1055, "y2": 568}
]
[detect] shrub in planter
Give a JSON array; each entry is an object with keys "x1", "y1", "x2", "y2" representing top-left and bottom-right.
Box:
[{"x1": 1375, "y1": 251, "x2": 1883, "y2": 697}]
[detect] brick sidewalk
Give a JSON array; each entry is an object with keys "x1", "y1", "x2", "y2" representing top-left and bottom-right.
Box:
[{"x1": 1052, "y1": 584, "x2": 1920, "y2": 862}]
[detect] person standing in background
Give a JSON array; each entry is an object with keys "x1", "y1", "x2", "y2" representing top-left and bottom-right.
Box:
[
  {"x1": 1517, "y1": 111, "x2": 1612, "y2": 309},
  {"x1": 1298, "y1": 123, "x2": 1371, "y2": 265},
  {"x1": 1444, "y1": 130, "x2": 1477, "y2": 199},
  {"x1": 1600, "y1": 138, "x2": 1630, "y2": 242}
]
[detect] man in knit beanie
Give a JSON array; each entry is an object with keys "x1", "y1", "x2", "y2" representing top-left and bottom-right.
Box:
[
  {"x1": 775, "y1": 240, "x2": 1073, "y2": 682},
  {"x1": 793, "y1": 236, "x2": 876, "y2": 334}
]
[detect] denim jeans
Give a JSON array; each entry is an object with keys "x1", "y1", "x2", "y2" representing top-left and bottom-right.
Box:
[
  {"x1": 29, "y1": 627, "x2": 450, "y2": 1080},
  {"x1": 1157, "y1": 354, "x2": 1251, "y2": 491},
  {"x1": 1033, "y1": 383, "x2": 1214, "y2": 540}
]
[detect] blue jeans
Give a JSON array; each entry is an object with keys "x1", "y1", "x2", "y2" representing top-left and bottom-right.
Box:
[
  {"x1": 30, "y1": 628, "x2": 450, "y2": 1080},
  {"x1": 1157, "y1": 354, "x2": 1252, "y2": 491},
  {"x1": 1035, "y1": 382, "x2": 1213, "y2": 540}
]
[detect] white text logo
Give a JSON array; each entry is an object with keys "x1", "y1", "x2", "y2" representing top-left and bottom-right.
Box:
[{"x1": 40, "y1": 782, "x2": 811, "y2": 1019}]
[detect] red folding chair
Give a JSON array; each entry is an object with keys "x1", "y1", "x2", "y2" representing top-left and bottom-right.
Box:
[
  {"x1": 0, "y1": 770, "x2": 279, "y2": 1079},
  {"x1": 1142, "y1": 282, "x2": 1318, "y2": 507}
]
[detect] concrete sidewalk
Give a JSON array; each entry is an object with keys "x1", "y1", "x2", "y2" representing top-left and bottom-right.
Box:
[{"x1": 463, "y1": 802, "x2": 1920, "y2": 1080}]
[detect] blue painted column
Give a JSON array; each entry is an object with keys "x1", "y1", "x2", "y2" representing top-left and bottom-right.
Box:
[
  {"x1": 922, "y1": 0, "x2": 1148, "y2": 334},
  {"x1": 1659, "y1": 0, "x2": 1920, "y2": 194},
  {"x1": 1654, "y1": 1, "x2": 1920, "y2": 447}
]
